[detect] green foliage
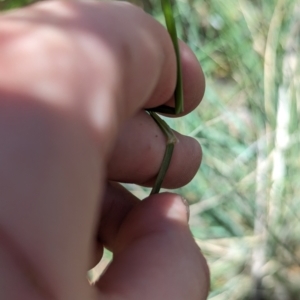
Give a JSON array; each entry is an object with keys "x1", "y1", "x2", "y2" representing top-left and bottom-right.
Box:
[
  {"x1": 0, "y1": 0, "x2": 36, "y2": 10},
  {"x1": 140, "y1": 0, "x2": 300, "y2": 299}
]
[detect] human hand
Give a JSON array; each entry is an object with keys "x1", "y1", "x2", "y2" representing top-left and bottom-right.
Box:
[{"x1": 0, "y1": 1, "x2": 209, "y2": 299}]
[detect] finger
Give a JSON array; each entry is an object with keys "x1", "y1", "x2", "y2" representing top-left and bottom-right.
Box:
[
  {"x1": 97, "y1": 182, "x2": 140, "y2": 251},
  {"x1": 146, "y1": 41, "x2": 205, "y2": 116},
  {"x1": 95, "y1": 193, "x2": 210, "y2": 300},
  {"x1": 107, "y1": 110, "x2": 202, "y2": 188},
  {"x1": 89, "y1": 182, "x2": 140, "y2": 269},
  {"x1": 0, "y1": 1, "x2": 203, "y2": 153},
  {"x1": 0, "y1": 1, "x2": 176, "y2": 148}
]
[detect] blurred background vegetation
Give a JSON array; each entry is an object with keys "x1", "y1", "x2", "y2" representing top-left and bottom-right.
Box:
[{"x1": 2, "y1": 0, "x2": 300, "y2": 299}]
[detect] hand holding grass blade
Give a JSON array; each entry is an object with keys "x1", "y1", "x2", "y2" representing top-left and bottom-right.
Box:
[{"x1": 147, "y1": 0, "x2": 183, "y2": 194}]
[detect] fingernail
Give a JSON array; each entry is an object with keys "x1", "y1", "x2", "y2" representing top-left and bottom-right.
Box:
[
  {"x1": 180, "y1": 196, "x2": 190, "y2": 222},
  {"x1": 163, "y1": 193, "x2": 190, "y2": 223}
]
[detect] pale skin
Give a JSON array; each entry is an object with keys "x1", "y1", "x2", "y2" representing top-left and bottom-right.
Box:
[{"x1": 0, "y1": 1, "x2": 209, "y2": 299}]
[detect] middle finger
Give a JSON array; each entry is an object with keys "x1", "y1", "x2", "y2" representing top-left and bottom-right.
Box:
[{"x1": 107, "y1": 110, "x2": 201, "y2": 188}]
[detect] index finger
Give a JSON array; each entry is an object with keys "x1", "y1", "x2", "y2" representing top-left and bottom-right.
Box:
[
  {"x1": 0, "y1": 1, "x2": 204, "y2": 148},
  {"x1": 147, "y1": 41, "x2": 205, "y2": 117}
]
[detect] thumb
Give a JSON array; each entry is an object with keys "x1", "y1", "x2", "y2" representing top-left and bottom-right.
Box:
[{"x1": 95, "y1": 193, "x2": 209, "y2": 300}]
